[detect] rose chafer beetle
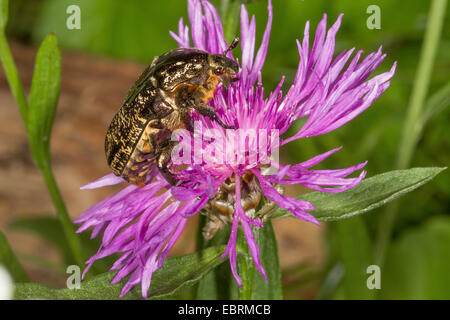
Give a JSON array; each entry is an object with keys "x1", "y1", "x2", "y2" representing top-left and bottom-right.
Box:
[{"x1": 105, "y1": 39, "x2": 239, "y2": 186}]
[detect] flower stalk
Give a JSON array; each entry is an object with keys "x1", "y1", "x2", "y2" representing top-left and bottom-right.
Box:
[
  {"x1": 40, "y1": 165, "x2": 84, "y2": 268},
  {"x1": 396, "y1": 0, "x2": 447, "y2": 169},
  {"x1": 237, "y1": 228, "x2": 257, "y2": 299}
]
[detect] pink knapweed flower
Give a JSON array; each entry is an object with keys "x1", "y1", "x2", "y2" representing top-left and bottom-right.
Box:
[{"x1": 76, "y1": 0, "x2": 396, "y2": 298}]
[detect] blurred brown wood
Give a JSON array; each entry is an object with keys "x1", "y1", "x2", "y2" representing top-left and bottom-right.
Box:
[{"x1": 0, "y1": 42, "x2": 325, "y2": 295}]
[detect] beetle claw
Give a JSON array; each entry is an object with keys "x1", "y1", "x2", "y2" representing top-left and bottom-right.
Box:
[{"x1": 217, "y1": 119, "x2": 235, "y2": 130}]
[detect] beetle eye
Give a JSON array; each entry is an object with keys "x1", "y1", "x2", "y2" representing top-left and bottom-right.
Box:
[{"x1": 214, "y1": 67, "x2": 224, "y2": 75}]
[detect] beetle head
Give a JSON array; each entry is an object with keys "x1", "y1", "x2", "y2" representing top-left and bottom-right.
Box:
[{"x1": 209, "y1": 38, "x2": 240, "y2": 79}]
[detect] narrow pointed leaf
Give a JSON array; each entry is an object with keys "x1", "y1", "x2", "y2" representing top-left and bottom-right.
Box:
[
  {"x1": 273, "y1": 167, "x2": 445, "y2": 221},
  {"x1": 0, "y1": 230, "x2": 29, "y2": 282},
  {"x1": 14, "y1": 246, "x2": 226, "y2": 300},
  {"x1": 28, "y1": 33, "x2": 61, "y2": 167}
]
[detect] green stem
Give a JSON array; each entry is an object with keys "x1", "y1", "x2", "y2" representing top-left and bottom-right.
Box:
[
  {"x1": 195, "y1": 214, "x2": 208, "y2": 252},
  {"x1": 374, "y1": 0, "x2": 447, "y2": 266},
  {"x1": 396, "y1": 0, "x2": 447, "y2": 169},
  {"x1": 237, "y1": 228, "x2": 255, "y2": 300},
  {"x1": 40, "y1": 165, "x2": 84, "y2": 268},
  {"x1": 195, "y1": 215, "x2": 233, "y2": 299}
]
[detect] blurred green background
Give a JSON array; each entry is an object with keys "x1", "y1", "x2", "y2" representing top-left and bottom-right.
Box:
[{"x1": 4, "y1": 0, "x2": 450, "y2": 299}]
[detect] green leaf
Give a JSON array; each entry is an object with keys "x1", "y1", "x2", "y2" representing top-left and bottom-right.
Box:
[
  {"x1": 332, "y1": 216, "x2": 374, "y2": 299},
  {"x1": 0, "y1": 5, "x2": 28, "y2": 123},
  {"x1": 0, "y1": 230, "x2": 29, "y2": 282},
  {"x1": 252, "y1": 220, "x2": 283, "y2": 299},
  {"x1": 14, "y1": 246, "x2": 226, "y2": 300},
  {"x1": 0, "y1": 0, "x2": 8, "y2": 30},
  {"x1": 10, "y1": 216, "x2": 121, "y2": 274},
  {"x1": 380, "y1": 216, "x2": 450, "y2": 299},
  {"x1": 28, "y1": 33, "x2": 61, "y2": 168},
  {"x1": 273, "y1": 167, "x2": 446, "y2": 221}
]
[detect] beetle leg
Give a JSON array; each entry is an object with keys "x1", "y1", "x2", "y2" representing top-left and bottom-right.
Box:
[
  {"x1": 194, "y1": 104, "x2": 235, "y2": 129},
  {"x1": 182, "y1": 109, "x2": 194, "y2": 132},
  {"x1": 148, "y1": 120, "x2": 172, "y2": 154},
  {"x1": 157, "y1": 141, "x2": 177, "y2": 185}
]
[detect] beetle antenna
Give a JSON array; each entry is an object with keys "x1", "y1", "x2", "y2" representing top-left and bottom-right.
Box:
[{"x1": 223, "y1": 37, "x2": 239, "y2": 56}]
